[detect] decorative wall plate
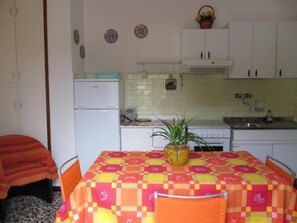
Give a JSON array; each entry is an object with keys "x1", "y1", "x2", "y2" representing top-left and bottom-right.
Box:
[
  {"x1": 80, "y1": 45, "x2": 85, "y2": 58},
  {"x1": 73, "y1": 29, "x2": 80, "y2": 44},
  {"x1": 134, "y1": 24, "x2": 148, "y2": 38},
  {"x1": 104, "y1": 29, "x2": 118, "y2": 43}
]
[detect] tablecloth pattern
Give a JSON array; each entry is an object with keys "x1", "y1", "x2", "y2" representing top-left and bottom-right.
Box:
[{"x1": 56, "y1": 151, "x2": 297, "y2": 223}]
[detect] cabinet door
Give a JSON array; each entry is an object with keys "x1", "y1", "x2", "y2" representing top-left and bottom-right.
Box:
[
  {"x1": 15, "y1": 0, "x2": 41, "y2": 22},
  {"x1": 229, "y1": 22, "x2": 253, "y2": 78},
  {"x1": 16, "y1": 22, "x2": 44, "y2": 84},
  {"x1": 253, "y1": 22, "x2": 276, "y2": 78},
  {"x1": 180, "y1": 29, "x2": 205, "y2": 60},
  {"x1": 276, "y1": 22, "x2": 297, "y2": 78},
  {"x1": 0, "y1": 86, "x2": 19, "y2": 135},
  {"x1": 121, "y1": 128, "x2": 152, "y2": 151},
  {"x1": 152, "y1": 127, "x2": 170, "y2": 150},
  {"x1": 273, "y1": 143, "x2": 297, "y2": 177},
  {"x1": 0, "y1": 0, "x2": 14, "y2": 22},
  {"x1": 205, "y1": 29, "x2": 229, "y2": 60},
  {"x1": 0, "y1": 22, "x2": 17, "y2": 84},
  {"x1": 18, "y1": 86, "x2": 47, "y2": 146},
  {"x1": 232, "y1": 142, "x2": 273, "y2": 163}
]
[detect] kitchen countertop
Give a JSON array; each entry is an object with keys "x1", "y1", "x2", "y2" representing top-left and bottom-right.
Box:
[
  {"x1": 223, "y1": 117, "x2": 297, "y2": 129},
  {"x1": 121, "y1": 119, "x2": 229, "y2": 129}
]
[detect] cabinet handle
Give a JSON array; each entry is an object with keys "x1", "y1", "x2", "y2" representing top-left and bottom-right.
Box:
[
  {"x1": 15, "y1": 8, "x2": 19, "y2": 16},
  {"x1": 200, "y1": 52, "x2": 203, "y2": 59},
  {"x1": 9, "y1": 8, "x2": 13, "y2": 15},
  {"x1": 255, "y1": 70, "x2": 258, "y2": 77},
  {"x1": 11, "y1": 72, "x2": 16, "y2": 79},
  {"x1": 248, "y1": 70, "x2": 250, "y2": 77},
  {"x1": 208, "y1": 51, "x2": 210, "y2": 59},
  {"x1": 279, "y1": 70, "x2": 282, "y2": 77}
]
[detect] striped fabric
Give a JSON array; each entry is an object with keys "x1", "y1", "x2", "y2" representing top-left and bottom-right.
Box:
[{"x1": 0, "y1": 135, "x2": 58, "y2": 199}]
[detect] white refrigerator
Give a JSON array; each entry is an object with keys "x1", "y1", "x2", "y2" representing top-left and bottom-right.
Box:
[{"x1": 74, "y1": 79, "x2": 124, "y2": 175}]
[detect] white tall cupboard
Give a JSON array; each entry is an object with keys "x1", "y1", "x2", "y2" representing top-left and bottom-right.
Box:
[
  {"x1": 229, "y1": 22, "x2": 276, "y2": 79},
  {"x1": 0, "y1": 0, "x2": 47, "y2": 146}
]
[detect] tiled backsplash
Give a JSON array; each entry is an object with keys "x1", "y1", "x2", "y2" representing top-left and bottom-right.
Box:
[{"x1": 122, "y1": 73, "x2": 297, "y2": 120}]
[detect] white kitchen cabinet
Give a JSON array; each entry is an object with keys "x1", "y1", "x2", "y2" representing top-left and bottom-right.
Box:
[
  {"x1": 18, "y1": 86, "x2": 47, "y2": 145},
  {"x1": 0, "y1": 86, "x2": 47, "y2": 146},
  {"x1": 231, "y1": 130, "x2": 297, "y2": 174},
  {"x1": 0, "y1": 0, "x2": 41, "y2": 22},
  {"x1": 152, "y1": 127, "x2": 170, "y2": 150},
  {"x1": 0, "y1": 1, "x2": 46, "y2": 146},
  {"x1": 229, "y1": 22, "x2": 276, "y2": 78},
  {"x1": 121, "y1": 127, "x2": 153, "y2": 151},
  {"x1": 273, "y1": 144, "x2": 297, "y2": 176},
  {"x1": 0, "y1": 13, "x2": 43, "y2": 85},
  {"x1": 276, "y1": 22, "x2": 297, "y2": 78},
  {"x1": 232, "y1": 142, "x2": 273, "y2": 163},
  {"x1": 0, "y1": 22, "x2": 16, "y2": 84},
  {"x1": 16, "y1": 22, "x2": 44, "y2": 84},
  {"x1": 180, "y1": 29, "x2": 229, "y2": 60},
  {"x1": 0, "y1": 86, "x2": 19, "y2": 134}
]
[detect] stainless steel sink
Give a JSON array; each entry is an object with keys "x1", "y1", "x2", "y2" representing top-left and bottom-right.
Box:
[
  {"x1": 223, "y1": 117, "x2": 297, "y2": 129},
  {"x1": 231, "y1": 122, "x2": 261, "y2": 128}
]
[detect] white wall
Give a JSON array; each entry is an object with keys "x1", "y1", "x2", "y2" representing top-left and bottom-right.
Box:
[
  {"x1": 71, "y1": 0, "x2": 85, "y2": 74},
  {"x1": 84, "y1": 0, "x2": 297, "y2": 73},
  {"x1": 47, "y1": 0, "x2": 76, "y2": 185}
]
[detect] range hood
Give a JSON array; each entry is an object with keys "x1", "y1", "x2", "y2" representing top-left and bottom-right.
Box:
[{"x1": 182, "y1": 60, "x2": 233, "y2": 74}]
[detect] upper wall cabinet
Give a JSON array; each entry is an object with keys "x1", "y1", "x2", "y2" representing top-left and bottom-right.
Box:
[
  {"x1": 229, "y1": 22, "x2": 276, "y2": 78},
  {"x1": 180, "y1": 29, "x2": 229, "y2": 60},
  {"x1": 0, "y1": 0, "x2": 41, "y2": 22},
  {"x1": 276, "y1": 22, "x2": 297, "y2": 78}
]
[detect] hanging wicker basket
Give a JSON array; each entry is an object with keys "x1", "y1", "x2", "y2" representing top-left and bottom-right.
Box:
[{"x1": 197, "y1": 5, "x2": 215, "y2": 29}]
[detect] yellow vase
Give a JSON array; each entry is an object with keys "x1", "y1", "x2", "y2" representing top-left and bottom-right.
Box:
[{"x1": 166, "y1": 144, "x2": 189, "y2": 166}]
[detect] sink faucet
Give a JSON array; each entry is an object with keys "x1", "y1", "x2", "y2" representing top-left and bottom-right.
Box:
[{"x1": 234, "y1": 93, "x2": 252, "y2": 110}]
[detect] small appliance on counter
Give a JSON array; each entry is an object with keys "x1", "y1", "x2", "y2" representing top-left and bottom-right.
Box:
[{"x1": 124, "y1": 107, "x2": 138, "y2": 122}]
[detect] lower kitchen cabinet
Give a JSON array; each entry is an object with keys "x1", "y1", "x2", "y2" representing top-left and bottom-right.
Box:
[
  {"x1": 121, "y1": 127, "x2": 153, "y2": 151},
  {"x1": 232, "y1": 129, "x2": 297, "y2": 175},
  {"x1": 152, "y1": 127, "x2": 170, "y2": 150},
  {"x1": 232, "y1": 142, "x2": 272, "y2": 163},
  {"x1": 273, "y1": 144, "x2": 297, "y2": 176}
]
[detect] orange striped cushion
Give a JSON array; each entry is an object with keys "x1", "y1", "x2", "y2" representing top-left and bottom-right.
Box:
[{"x1": 0, "y1": 135, "x2": 58, "y2": 199}]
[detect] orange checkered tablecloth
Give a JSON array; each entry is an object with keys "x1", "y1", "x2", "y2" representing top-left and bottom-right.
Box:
[{"x1": 55, "y1": 151, "x2": 297, "y2": 223}]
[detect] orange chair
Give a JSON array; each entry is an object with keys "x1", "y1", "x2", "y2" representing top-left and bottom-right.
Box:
[
  {"x1": 59, "y1": 155, "x2": 82, "y2": 202},
  {"x1": 265, "y1": 155, "x2": 296, "y2": 185},
  {"x1": 154, "y1": 192, "x2": 228, "y2": 223}
]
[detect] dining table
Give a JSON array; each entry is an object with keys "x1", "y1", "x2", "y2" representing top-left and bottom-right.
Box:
[{"x1": 55, "y1": 150, "x2": 297, "y2": 223}]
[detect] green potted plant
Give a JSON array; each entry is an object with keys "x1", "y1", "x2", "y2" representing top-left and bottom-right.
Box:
[{"x1": 151, "y1": 116, "x2": 210, "y2": 166}]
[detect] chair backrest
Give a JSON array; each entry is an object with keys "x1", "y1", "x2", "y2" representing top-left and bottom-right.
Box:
[
  {"x1": 265, "y1": 155, "x2": 296, "y2": 185},
  {"x1": 59, "y1": 155, "x2": 82, "y2": 202},
  {"x1": 154, "y1": 192, "x2": 228, "y2": 223}
]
